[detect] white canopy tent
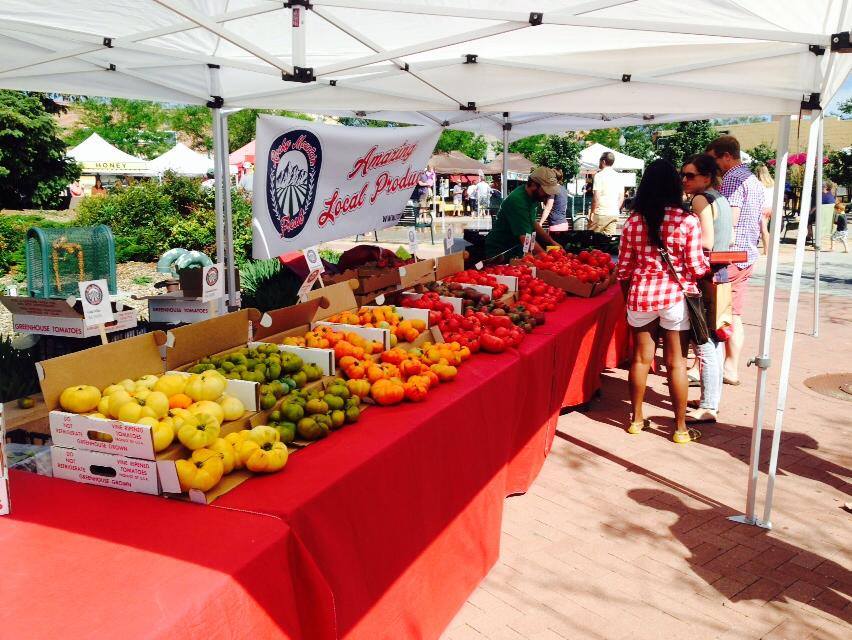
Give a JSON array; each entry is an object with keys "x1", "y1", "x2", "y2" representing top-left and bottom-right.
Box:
[
  {"x1": 66, "y1": 132, "x2": 155, "y2": 176},
  {"x1": 149, "y1": 142, "x2": 214, "y2": 175},
  {"x1": 1, "y1": 0, "x2": 851, "y2": 528},
  {"x1": 580, "y1": 142, "x2": 644, "y2": 172}
]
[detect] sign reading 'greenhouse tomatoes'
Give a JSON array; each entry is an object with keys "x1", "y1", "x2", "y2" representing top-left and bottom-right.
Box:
[{"x1": 252, "y1": 114, "x2": 440, "y2": 257}]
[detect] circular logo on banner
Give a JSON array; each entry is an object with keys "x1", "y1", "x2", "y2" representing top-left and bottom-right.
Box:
[
  {"x1": 84, "y1": 283, "x2": 103, "y2": 306},
  {"x1": 266, "y1": 130, "x2": 322, "y2": 239},
  {"x1": 205, "y1": 266, "x2": 219, "y2": 287}
]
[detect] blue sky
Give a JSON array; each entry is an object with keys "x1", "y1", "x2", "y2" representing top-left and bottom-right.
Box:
[{"x1": 828, "y1": 73, "x2": 852, "y2": 113}]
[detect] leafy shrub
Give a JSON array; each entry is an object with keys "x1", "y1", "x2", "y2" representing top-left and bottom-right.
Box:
[
  {"x1": 75, "y1": 174, "x2": 254, "y2": 264},
  {"x1": 319, "y1": 249, "x2": 341, "y2": 264},
  {"x1": 0, "y1": 214, "x2": 69, "y2": 274},
  {"x1": 77, "y1": 181, "x2": 179, "y2": 261}
]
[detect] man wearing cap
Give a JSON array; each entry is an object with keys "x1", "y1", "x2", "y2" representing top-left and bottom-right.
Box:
[{"x1": 485, "y1": 167, "x2": 560, "y2": 258}]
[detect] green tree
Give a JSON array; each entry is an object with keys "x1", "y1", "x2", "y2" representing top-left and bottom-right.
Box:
[
  {"x1": 65, "y1": 98, "x2": 173, "y2": 158},
  {"x1": 582, "y1": 128, "x2": 621, "y2": 149},
  {"x1": 620, "y1": 126, "x2": 658, "y2": 166},
  {"x1": 826, "y1": 148, "x2": 852, "y2": 197},
  {"x1": 655, "y1": 120, "x2": 718, "y2": 169},
  {"x1": 170, "y1": 105, "x2": 213, "y2": 151},
  {"x1": 745, "y1": 142, "x2": 776, "y2": 175},
  {"x1": 434, "y1": 129, "x2": 488, "y2": 160},
  {"x1": 0, "y1": 90, "x2": 81, "y2": 209},
  {"x1": 507, "y1": 134, "x2": 546, "y2": 160},
  {"x1": 530, "y1": 134, "x2": 584, "y2": 182},
  {"x1": 833, "y1": 97, "x2": 851, "y2": 119},
  {"x1": 228, "y1": 109, "x2": 313, "y2": 151}
]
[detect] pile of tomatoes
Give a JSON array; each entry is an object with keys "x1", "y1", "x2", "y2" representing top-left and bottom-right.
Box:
[
  {"x1": 484, "y1": 264, "x2": 566, "y2": 311},
  {"x1": 442, "y1": 270, "x2": 509, "y2": 299},
  {"x1": 399, "y1": 292, "x2": 456, "y2": 326},
  {"x1": 521, "y1": 248, "x2": 614, "y2": 283},
  {"x1": 437, "y1": 309, "x2": 527, "y2": 354}
]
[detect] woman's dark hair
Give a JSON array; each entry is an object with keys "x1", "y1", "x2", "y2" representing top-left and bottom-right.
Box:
[
  {"x1": 683, "y1": 153, "x2": 720, "y2": 188},
  {"x1": 632, "y1": 159, "x2": 683, "y2": 247}
]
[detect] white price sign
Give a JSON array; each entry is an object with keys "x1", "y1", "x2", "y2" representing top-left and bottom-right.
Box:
[
  {"x1": 407, "y1": 229, "x2": 418, "y2": 256},
  {"x1": 201, "y1": 263, "x2": 225, "y2": 303},
  {"x1": 444, "y1": 225, "x2": 455, "y2": 255},
  {"x1": 522, "y1": 233, "x2": 534, "y2": 255},
  {"x1": 302, "y1": 246, "x2": 325, "y2": 274},
  {"x1": 78, "y1": 279, "x2": 113, "y2": 327},
  {"x1": 297, "y1": 269, "x2": 322, "y2": 302}
]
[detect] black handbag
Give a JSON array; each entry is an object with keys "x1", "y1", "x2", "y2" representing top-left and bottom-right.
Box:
[{"x1": 658, "y1": 247, "x2": 711, "y2": 345}]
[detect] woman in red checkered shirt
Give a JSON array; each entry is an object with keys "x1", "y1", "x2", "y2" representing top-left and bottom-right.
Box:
[{"x1": 616, "y1": 160, "x2": 709, "y2": 443}]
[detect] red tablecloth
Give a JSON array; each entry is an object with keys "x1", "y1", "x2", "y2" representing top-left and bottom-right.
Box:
[
  {"x1": 1, "y1": 290, "x2": 627, "y2": 640},
  {"x1": 0, "y1": 472, "x2": 296, "y2": 639},
  {"x1": 215, "y1": 286, "x2": 628, "y2": 639}
]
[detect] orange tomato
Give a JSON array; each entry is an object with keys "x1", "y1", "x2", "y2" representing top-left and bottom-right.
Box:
[
  {"x1": 169, "y1": 393, "x2": 193, "y2": 409},
  {"x1": 371, "y1": 379, "x2": 405, "y2": 406}
]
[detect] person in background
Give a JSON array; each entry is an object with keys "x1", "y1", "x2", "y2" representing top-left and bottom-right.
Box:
[
  {"x1": 592, "y1": 152, "x2": 624, "y2": 235},
  {"x1": 476, "y1": 175, "x2": 491, "y2": 217},
  {"x1": 239, "y1": 161, "x2": 254, "y2": 193},
  {"x1": 485, "y1": 167, "x2": 560, "y2": 259},
  {"x1": 583, "y1": 176, "x2": 594, "y2": 214},
  {"x1": 69, "y1": 180, "x2": 84, "y2": 198},
  {"x1": 830, "y1": 200, "x2": 848, "y2": 253},
  {"x1": 807, "y1": 180, "x2": 836, "y2": 245},
  {"x1": 466, "y1": 181, "x2": 479, "y2": 216},
  {"x1": 706, "y1": 135, "x2": 764, "y2": 386},
  {"x1": 680, "y1": 154, "x2": 733, "y2": 424},
  {"x1": 540, "y1": 168, "x2": 571, "y2": 233},
  {"x1": 201, "y1": 170, "x2": 215, "y2": 190},
  {"x1": 91, "y1": 174, "x2": 107, "y2": 196},
  {"x1": 452, "y1": 181, "x2": 463, "y2": 216},
  {"x1": 616, "y1": 159, "x2": 709, "y2": 443},
  {"x1": 755, "y1": 164, "x2": 774, "y2": 255}
]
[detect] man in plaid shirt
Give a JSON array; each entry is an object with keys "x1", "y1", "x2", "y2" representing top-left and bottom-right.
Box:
[{"x1": 706, "y1": 135, "x2": 765, "y2": 385}]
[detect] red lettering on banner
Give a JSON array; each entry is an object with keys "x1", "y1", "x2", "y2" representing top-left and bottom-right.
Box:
[
  {"x1": 370, "y1": 167, "x2": 421, "y2": 204},
  {"x1": 318, "y1": 184, "x2": 369, "y2": 227},
  {"x1": 348, "y1": 141, "x2": 418, "y2": 179},
  {"x1": 280, "y1": 210, "x2": 306, "y2": 234}
]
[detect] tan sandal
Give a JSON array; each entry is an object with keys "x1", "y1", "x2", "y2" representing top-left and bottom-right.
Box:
[{"x1": 627, "y1": 418, "x2": 650, "y2": 435}]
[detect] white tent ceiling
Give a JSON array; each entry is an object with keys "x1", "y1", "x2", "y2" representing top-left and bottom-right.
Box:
[{"x1": 0, "y1": 1, "x2": 849, "y2": 121}]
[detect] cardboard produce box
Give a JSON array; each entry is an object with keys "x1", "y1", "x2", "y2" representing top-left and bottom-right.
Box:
[
  {"x1": 37, "y1": 332, "x2": 168, "y2": 461},
  {"x1": 51, "y1": 445, "x2": 159, "y2": 495},
  {"x1": 536, "y1": 268, "x2": 613, "y2": 298},
  {"x1": 434, "y1": 252, "x2": 465, "y2": 280},
  {"x1": 1, "y1": 295, "x2": 137, "y2": 339}
]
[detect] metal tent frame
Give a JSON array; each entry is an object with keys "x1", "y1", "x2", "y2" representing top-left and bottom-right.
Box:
[{"x1": 1, "y1": 0, "x2": 851, "y2": 526}]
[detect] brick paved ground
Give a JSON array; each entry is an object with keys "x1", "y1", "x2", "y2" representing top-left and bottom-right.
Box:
[{"x1": 443, "y1": 286, "x2": 852, "y2": 640}]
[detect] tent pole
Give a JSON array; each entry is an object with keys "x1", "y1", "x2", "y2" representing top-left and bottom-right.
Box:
[
  {"x1": 813, "y1": 117, "x2": 824, "y2": 337},
  {"x1": 211, "y1": 104, "x2": 226, "y2": 316},
  {"x1": 729, "y1": 115, "x2": 791, "y2": 527},
  {"x1": 291, "y1": 2, "x2": 306, "y2": 67},
  {"x1": 502, "y1": 112, "x2": 509, "y2": 198},
  {"x1": 220, "y1": 110, "x2": 238, "y2": 309},
  {"x1": 760, "y1": 112, "x2": 822, "y2": 529}
]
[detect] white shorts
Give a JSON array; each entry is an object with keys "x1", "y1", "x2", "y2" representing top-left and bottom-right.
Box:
[{"x1": 627, "y1": 300, "x2": 690, "y2": 331}]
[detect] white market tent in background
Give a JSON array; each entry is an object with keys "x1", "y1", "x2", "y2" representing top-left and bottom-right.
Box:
[
  {"x1": 580, "y1": 142, "x2": 644, "y2": 172},
  {"x1": 149, "y1": 142, "x2": 213, "y2": 176},
  {"x1": 66, "y1": 132, "x2": 155, "y2": 176},
  {"x1": 1, "y1": 0, "x2": 851, "y2": 529}
]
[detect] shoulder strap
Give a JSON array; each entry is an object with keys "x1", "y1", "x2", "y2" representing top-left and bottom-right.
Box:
[{"x1": 658, "y1": 246, "x2": 690, "y2": 294}]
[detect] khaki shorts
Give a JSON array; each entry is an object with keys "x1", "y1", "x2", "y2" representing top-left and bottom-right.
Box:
[{"x1": 592, "y1": 215, "x2": 619, "y2": 235}]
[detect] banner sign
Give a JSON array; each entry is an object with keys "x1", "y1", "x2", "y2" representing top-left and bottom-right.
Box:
[
  {"x1": 201, "y1": 263, "x2": 225, "y2": 303},
  {"x1": 252, "y1": 115, "x2": 441, "y2": 257}
]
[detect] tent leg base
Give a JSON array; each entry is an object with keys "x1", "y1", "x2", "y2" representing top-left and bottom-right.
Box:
[{"x1": 728, "y1": 514, "x2": 772, "y2": 529}]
